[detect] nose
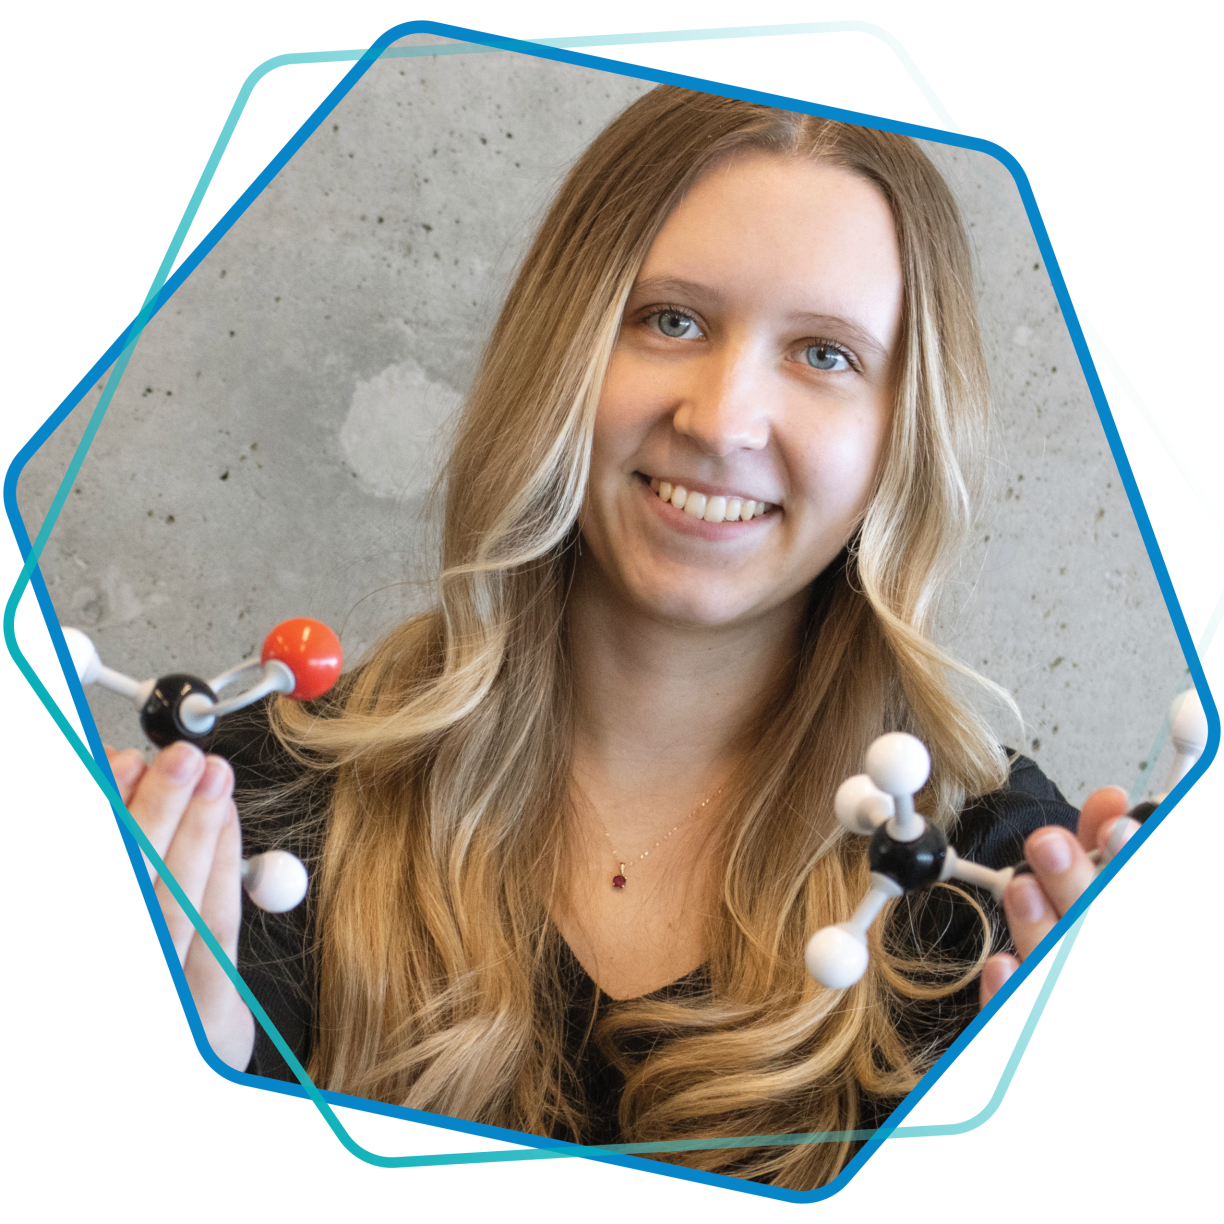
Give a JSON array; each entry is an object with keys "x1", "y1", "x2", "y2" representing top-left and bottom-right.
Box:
[{"x1": 670, "y1": 340, "x2": 770, "y2": 457}]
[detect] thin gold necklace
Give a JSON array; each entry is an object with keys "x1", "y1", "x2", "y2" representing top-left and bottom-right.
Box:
[{"x1": 595, "y1": 787, "x2": 725, "y2": 890}]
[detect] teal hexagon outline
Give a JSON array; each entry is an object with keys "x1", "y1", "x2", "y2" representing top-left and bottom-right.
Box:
[{"x1": 4, "y1": 19, "x2": 1217, "y2": 1205}]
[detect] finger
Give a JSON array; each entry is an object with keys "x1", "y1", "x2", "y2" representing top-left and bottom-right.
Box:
[
  {"x1": 124, "y1": 741, "x2": 207, "y2": 865},
  {"x1": 183, "y1": 799, "x2": 245, "y2": 1012},
  {"x1": 1024, "y1": 825, "x2": 1097, "y2": 917},
  {"x1": 104, "y1": 745, "x2": 147, "y2": 807},
  {"x1": 1077, "y1": 786, "x2": 1130, "y2": 852},
  {"x1": 1002, "y1": 872, "x2": 1058, "y2": 961},
  {"x1": 182, "y1": 805, "x2": 257, "y2": 1071},
  {"x1": 186, "y1": 798, "x2": 244, "y2": 965},
  {"x1": 979, "y1": 953, "x2": 1018, "y2": 1009},
  {"x1": 155, "y1": 756, "x2": 236, "y2": 960},
  {"x1": 1097, "y1": 814, "x2": 1141, "y2": 867}
]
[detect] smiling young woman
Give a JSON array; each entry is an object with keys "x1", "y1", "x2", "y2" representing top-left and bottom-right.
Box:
[{"x1": 106, "y1": 86, "x2": 1129, "y2": 1191}]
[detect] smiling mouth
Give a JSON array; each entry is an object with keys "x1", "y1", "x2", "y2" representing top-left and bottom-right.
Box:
[{"x1": 642, "y1": 474, "x2": 775, "y2": 524}]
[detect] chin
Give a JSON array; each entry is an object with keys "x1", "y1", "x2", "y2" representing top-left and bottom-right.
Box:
[{"x1": 629, "y1": 576, "x2": 753, "y2": 628}]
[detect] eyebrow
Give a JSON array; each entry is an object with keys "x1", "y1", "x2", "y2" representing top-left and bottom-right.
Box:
[{"x1": 628, "y1": 276, "x2": 891, "y2": 359}]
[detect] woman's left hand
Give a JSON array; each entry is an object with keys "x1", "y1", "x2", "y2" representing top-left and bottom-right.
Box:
[{"x1": 979, "y1": 787, "x2": 1141, "y2": 1008}]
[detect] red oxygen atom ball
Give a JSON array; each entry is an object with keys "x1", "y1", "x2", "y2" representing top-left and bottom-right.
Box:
[{"x1": 261, "y1": 618, "x2": 343, "y2": 700}]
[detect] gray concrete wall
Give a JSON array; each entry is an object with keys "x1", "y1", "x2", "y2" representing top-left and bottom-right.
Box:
[{"x1": 17, "y1": 36, "x2": 1187, "y2": 805}]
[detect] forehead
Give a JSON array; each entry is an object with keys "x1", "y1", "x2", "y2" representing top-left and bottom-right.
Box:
[{"x1": 638, "y1": 151, "x2": 903, "y2": 329}]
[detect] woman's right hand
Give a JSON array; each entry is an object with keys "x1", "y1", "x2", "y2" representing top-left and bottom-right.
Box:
[
  {"x1": 978, "y1": 787, "x2": 1138, "y2": 1008},
  {"x1": 106, "y1": 741, "x2": 256, "y2": 1071}
]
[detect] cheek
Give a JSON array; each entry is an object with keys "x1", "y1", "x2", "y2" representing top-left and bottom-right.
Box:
[
  {"x1": 792, "y1": 413, "x2": 888, "y2": 524},
  {"x1": 591, "y1": 362, "x2": 644, "y2": 469}
]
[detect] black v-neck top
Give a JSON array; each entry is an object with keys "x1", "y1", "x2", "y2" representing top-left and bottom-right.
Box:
[{"x1": 213, "y1": 702, "x2": 1078, "y2": 1146}]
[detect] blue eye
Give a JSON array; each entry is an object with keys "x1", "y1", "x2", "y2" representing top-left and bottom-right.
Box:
[
  {"x1": 804, "y1": 343, "x2": 850, "y2": 371},
  {"x1": 653, "y1": 310, "x2": 702, "y2": 339}
]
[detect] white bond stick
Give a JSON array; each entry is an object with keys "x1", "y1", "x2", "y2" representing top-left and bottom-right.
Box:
[
  {"x1": 62, "y1": 626, "x2": 153, "y2": 707},
  {"x1": 804, "y1": 873, "x2": 904, "y2": 989},
  {"x1": 941, "y1": 848, "x2": 1013, "y2": 901},
  {"x1": 845, "y1": 872, "x2": 906, "y2": 936}
]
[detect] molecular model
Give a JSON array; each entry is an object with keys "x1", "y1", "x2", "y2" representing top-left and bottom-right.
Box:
[
  {"x1": 804, "y1": 688, "x2": 1209, "y2": 989},
  {"x1": 61, "y1": 617, "x2": 343, "y2": 913}
]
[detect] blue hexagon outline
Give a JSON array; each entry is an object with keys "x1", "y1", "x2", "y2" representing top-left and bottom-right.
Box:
[{"x1": 4, "y1": 18, "x2": 1217, "y2": 1205}]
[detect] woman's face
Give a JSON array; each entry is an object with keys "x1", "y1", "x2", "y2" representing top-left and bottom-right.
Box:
[{"x1": 581, "y1": 151, "x2": 904, "y2": 628}]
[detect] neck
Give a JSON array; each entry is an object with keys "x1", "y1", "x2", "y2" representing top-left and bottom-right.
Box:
[{"x1": 566, "y1": 553, "x2": 807, "y2": 839}]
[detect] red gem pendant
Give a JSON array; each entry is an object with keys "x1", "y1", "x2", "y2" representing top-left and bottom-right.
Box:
[{"x1": 612, "y1": 874, "x2": 626, "y2": 889}]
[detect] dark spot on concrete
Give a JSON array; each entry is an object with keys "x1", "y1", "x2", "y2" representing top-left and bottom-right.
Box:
[
  {"x1": 377, "y1": 216, "x2": 384, "y2": 223},
  {"x1": 166, "y1": 515, "x2": 175, "y2": 524},
  {"x1": 220, "y1": 270, "x2": 226, "y2": 278},
  {"x1": 1031, "y1": 738, "x2": 1041, "y2": 751},
  {"x1": 229, "y1": 330, "x2": 235, "y2": 337},
  {"x1": 220, "y1": 470, "x2": 229, "y2": 481},
  {"x1": 333, "y1": 124, "x2": 339, "y2": 131}
]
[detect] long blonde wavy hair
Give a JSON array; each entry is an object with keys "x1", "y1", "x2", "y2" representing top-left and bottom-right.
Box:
[{"x1": 268, "y1": 86, "x2": 1011, "y2": 1190}]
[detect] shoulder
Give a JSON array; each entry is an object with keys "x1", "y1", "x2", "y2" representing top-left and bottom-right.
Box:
[{"x1": 951, "y1": 752, "x2": 1079, "y2": 870}]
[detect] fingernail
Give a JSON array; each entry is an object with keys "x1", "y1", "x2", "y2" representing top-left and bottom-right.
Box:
[
  {"x1": 1027, "y1": 829, "x2": 1072, "y2": 875},
  {"x1": 1010, "y1": 875, "x2": 1046, "y2": 923},
  {"x1": 156, "y1": 740, "x2": 203, "y2": 782},
  {"x1": 198, "y1": 756, "x2": 233, "y2": 800}
]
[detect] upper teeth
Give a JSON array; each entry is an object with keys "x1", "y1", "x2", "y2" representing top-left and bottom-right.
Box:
[{"x1": 649, "y1": 478, "x2": 772, "y2": 523}]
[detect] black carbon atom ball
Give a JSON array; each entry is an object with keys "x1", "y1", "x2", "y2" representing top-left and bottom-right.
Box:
[
  {"x1": 868, "y1": 820, "x2": 948, "y2": 893},
  {"x1": 139, "y1": 673, "x2": 216, "y2": 748},
  {"x1": 1128, "y1": 799, "x2": 1159, "y2": 825}
]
